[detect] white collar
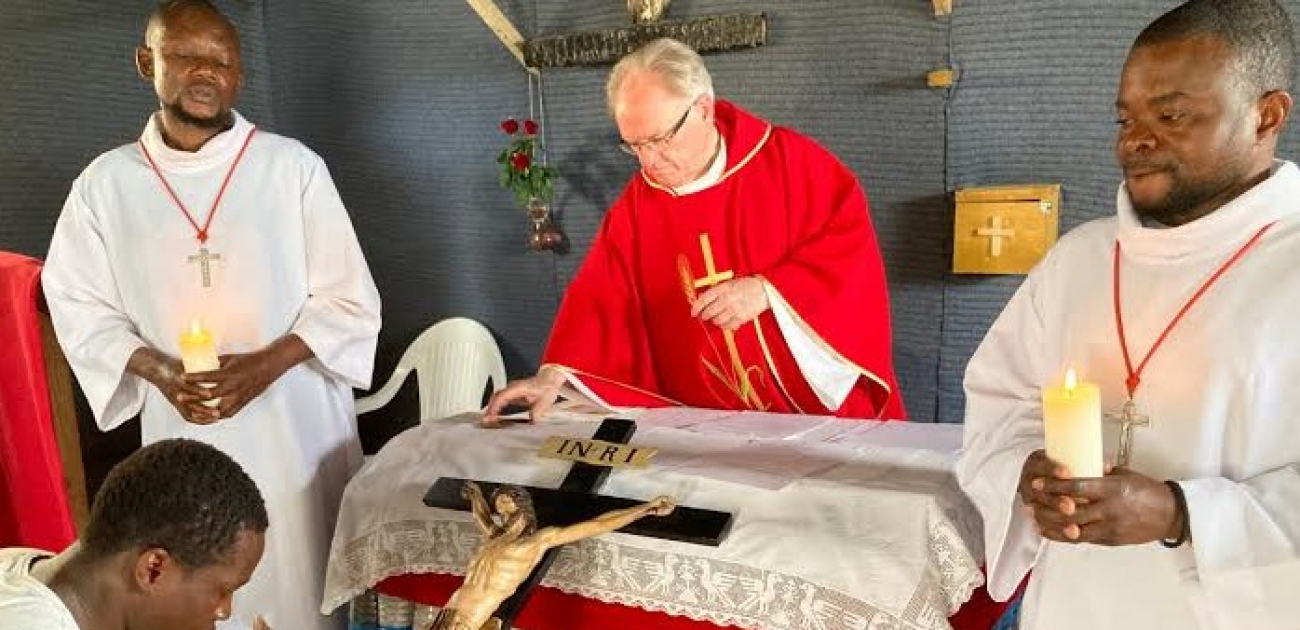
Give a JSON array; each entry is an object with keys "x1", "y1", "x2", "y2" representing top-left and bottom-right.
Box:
[
  {"x1": 1116, "y1": 160, "x2": 1300, "y2": 263},
  {"x1": 139, "y1": 110, "x2": 254, "y2": 173}
]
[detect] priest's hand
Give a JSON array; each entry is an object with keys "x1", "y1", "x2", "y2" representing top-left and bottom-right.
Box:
[
  {"x1": 691, "y1": 276, "x2": 770, "y2": 331},
  {"x1": 126, "y1": 347, "x2": 221, "y2": 424},
  {"x1": 482, "y1": 366, "x2": 567, "y2": 426},
  {"x1": 1020, "y1": 450, "x2": 1183, "y2": 546},
  {"x1": 196, "y1": 335, "x2": 314, "y2": 419}
]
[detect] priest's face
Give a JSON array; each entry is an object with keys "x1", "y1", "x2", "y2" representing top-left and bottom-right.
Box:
[
  {"x1": 133, "y1": 528, "x2": 264, "y2": 630},
  {"x1": 613, "y1": 71, "x2": 719, "y2": 188},
  {"x1": 136, "y1": 6, "x2": 244, "y2": 130},
  {"x1": 1115, "y1": 35, "x2": 1269, "y2": 226}
]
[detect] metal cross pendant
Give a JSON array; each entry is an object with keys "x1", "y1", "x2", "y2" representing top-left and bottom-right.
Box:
[
  {"x1": 1111, "y1": 398, "x2": 1150, "y2": 467},
  {"x1": 187, "y1": 246, "x2": 222, "y2": 288}
]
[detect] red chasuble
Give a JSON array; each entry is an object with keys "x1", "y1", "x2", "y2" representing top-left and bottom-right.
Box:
[{"x1": 544, "y1": 101, "x2": 905, "y2": 420}]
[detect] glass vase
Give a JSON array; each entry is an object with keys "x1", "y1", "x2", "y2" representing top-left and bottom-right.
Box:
[{"x1": 526, "y1": 197, "x2": 564, "y2": 252}]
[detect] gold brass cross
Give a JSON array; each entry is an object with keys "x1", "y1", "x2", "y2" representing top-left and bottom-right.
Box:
[
  {"x1": 692, "y1": 233, "x2": 734, "y2": 290},
  {"x1": 975, "y1": 216, "x2": 1016, "y2": 258},
  {"x1": 688, "y1": 233, "x2": 765, "y2": 410}
]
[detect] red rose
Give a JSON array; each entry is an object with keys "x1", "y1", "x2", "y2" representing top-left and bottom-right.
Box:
[
  {"x1": 523, "y1": 119, "x2": 539, "y2": 135},
  {"x1": 510, "y1": 151, "x2": 531, "y2": 171},
  {"x1": 500, "y1": 118, "x2": 520, "y2": 134}
]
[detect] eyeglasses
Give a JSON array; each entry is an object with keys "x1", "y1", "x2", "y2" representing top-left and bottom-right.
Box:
[{"x1": 619, "y1": 102, "x2": 695, "y2": 156}]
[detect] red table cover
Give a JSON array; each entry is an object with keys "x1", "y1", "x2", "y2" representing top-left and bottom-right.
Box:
[{"x1": 0, "y1": 252, "x2": 76, "y2": 550}]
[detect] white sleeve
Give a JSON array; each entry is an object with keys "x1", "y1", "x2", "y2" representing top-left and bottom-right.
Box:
[
  {"x1": 288, "y1": 156, "x2": 382, "y2": 389},
  {"x1": 0, "y1": 600, "x2": 81, "y2": 630},
  {"x1": 42, "y1": 178, "x2": 148, "y2": 431},
  {"x1": 1177, "y1": 468, "x2": 1300, "y2": 626},
  {"x1": 762, "y1": 281, "x2": 858, "y2": 411},
  {"x1": 955, "y1": 262, "x2": 1054, "y2": 601}
]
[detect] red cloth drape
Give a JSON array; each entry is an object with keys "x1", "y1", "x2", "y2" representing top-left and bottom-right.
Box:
[
  {"x1": 376, "y1": 572, "x2": 1010, "y2": 630},
  {"x1": 0, "y1": 252, "x2": 76, "y2": 550}
]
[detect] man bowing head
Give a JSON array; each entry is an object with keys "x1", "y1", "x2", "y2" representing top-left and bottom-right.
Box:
[
  {"x1": 958, "y1": 1, "x2": 1298, "y2": 629},
  {"x1": 43, "y1": 2, "x2": 381, "y2": 629},
  {"x1": 485, "y1": 38, "x2": 905, "y2": 423}
]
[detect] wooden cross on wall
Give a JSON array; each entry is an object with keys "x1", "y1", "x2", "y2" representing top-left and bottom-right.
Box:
[{"x1": 465, "y1": 0, "x2": 767, "y2": 70}]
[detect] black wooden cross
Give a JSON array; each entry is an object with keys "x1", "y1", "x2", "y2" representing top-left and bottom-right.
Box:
[{"x1": 422, "y1": 417, "x2": 732, "y2": 628}]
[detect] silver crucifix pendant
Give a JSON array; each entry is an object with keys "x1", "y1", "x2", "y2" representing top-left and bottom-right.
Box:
[
  {"x1": 1115, "y1": 398, "x2": 1150, "y2": 467},
  {"x1": 187, "y1": 246, "x2": 223, "y2": 288}
]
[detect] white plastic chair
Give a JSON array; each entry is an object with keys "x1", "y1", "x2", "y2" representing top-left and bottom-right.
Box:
[{"x1": 356, "y1": 317, "x2": 508, "y2": 420}]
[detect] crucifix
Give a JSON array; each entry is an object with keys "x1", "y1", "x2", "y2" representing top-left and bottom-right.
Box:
[
  {"x1": 187, "y1": 246, "x2": 222, "y2": 288},
  {"x1": 975, "y1": 216, "x2": 1016, "y2": 258},
  {"x1": 688, "y1": 233, "x2": 765, "y2": 410},
  {"x1": 1108, "y1": 399, "x2": 1150, "y2": 468},
  {"x1": 423, "y1": 418, "x2": 731, "y2": 629},
  {"x1": 692, "y1": 232, "x2": 734, "y2": 289}
]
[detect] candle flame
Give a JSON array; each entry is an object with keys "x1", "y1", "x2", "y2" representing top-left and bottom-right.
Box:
[
  {"x1": 1064, "y1": 368, "x2": 1078, "y2": 390},
  {"x1": 188, "y1": 320, "x2": 204, "y2": 335}
]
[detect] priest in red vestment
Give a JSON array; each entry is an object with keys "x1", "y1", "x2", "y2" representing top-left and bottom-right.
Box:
[{"x1": 486, "y1": 38, "x2": 905, "y2": 422}]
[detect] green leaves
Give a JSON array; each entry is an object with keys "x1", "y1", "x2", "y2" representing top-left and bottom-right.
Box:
[{"x1": 497, "y1": 123, "x2": 557, "y2": 208}]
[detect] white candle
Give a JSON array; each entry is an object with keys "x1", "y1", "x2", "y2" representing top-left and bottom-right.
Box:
[
  {"x1": 179, "y1": 321, "x2": 219, "y2": 372},
  {"x1": 179, "y1": 321, "x2": 220, "y2": 408},
  {"x1": 1042, "y1": 368, "x2": 1104, "y2": 478}
]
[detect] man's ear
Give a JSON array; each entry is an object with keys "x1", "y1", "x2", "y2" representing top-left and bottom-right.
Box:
[
  {"x1": 1256, "y1": 89, "x2": 1293, "y2": 142},
  {"x1": 132, "y1": 548, "x2": 173, "y2": 591},
  {"x1": 136, "y1": 46, "x2": 154, "y2": 81},
  {"x1": 697, "y1": 94, "x2": 716, "y2": 124}
]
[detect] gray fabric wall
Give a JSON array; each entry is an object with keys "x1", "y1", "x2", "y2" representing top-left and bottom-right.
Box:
[
  {"x1": 3, "y1": 1, "x2": 1299, "y2": 450},
  {"x1": 0, "y1": 1, "x2": 275, "y2": 255}
]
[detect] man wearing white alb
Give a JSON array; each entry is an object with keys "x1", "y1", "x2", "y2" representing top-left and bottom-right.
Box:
[
  {"x1": 959, "y1": 1, "x2": 1300, "y2": 629},
  {"x1": 42, "y1": 2, "x2": 380, "y2": 630}
]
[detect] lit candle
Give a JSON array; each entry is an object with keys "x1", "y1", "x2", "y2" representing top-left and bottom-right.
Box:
[
  {"x1": 179, "y1": 321, "x2": 220, "y2": 408},
  {"x1": 179, "y1": 321, "x2": 220, "y2": 373},
  {"x1": 1041, "y1": 368, "x2": 1104, "y2": 478}
]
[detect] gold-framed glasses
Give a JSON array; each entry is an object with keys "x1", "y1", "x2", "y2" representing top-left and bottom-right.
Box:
[{"x1": 619, "y1": 102, "x2": 694, "y2": 156}]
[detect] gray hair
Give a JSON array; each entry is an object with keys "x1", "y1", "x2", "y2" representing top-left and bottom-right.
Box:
[{"x1": 606, "y1": 38, "x2": 715, "y2": 117}]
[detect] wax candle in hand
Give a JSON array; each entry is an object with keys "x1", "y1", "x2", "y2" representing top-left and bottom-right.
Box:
[
  {"x1": 1042, "y1": 368, "x2": 1103, "y2": 478},
  {"x1": 179, "y1": 321, "x2": 220, "y2": 408}
]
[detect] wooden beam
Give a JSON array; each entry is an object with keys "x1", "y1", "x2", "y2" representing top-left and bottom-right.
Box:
[
  {"x1": 38, "y1": 307, "x2": 89, "y2": 533},
  {"x1": 524, "y1": 13, "x2": 768, "y2": 69},
  {"x1": 465, "y1": 0, "x2": 529, "y2": 69}
]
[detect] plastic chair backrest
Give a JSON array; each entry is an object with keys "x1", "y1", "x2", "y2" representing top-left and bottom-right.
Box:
[{"x1": 355, "y1": 317, "x2": 507, "y2": 421}]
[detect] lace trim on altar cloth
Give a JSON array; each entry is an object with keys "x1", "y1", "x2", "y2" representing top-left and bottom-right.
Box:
[{"x1": 325, "y1": 519, "x2": 983, "y2": 630}]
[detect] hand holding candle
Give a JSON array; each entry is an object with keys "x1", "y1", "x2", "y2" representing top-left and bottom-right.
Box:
[
  {"x1": 1041, "y1": 368, "x2": 1103, "y2": 478},
  {"x1": 179, "y1": 321, "x2": 221, "y2": 408}
]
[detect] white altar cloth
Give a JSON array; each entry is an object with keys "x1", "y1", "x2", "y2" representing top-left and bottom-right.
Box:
[{"x1": 323, "y1": 412, "x2": 984, "y2": 630}]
